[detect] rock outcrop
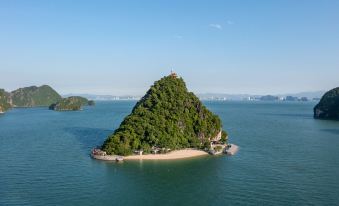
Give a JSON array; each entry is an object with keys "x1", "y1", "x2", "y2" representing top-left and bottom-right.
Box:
[{"x1": 314, "y1": 87, "x2": 339, "y2": 120}]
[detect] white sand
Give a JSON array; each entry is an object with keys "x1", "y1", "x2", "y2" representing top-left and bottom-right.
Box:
[
  {"x1": 92, "y1": 144, "x2": 239, "y2": 161},
  {"x1": 125, "y1": 149, "x2": 209, "y2": 160}
]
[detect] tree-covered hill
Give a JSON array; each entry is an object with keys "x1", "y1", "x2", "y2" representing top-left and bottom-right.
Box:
[
  {"x1": 49, "y1": 96, "x2": 94, "y2": 111},
  {"x1": 314, "y1": 87, "x2": 339, "y2": 120},
  {"x1": 0, "y1": 89, "x2": 11, "y2": 113},
  {"x1": 102, "y1": 74, "x2": 227, "y2": 155},
  {"x1": 11, "y1": 85, "x2": 62, "y2": 107}
]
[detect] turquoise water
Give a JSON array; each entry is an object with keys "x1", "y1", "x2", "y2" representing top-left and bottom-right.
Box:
[{"x1": 1, "y1": 101, "x2": 339, "y2": 205}]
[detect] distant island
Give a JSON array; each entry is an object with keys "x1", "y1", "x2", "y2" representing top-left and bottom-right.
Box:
[
  {"x1": 198, "y1": 91, "x2": 324, "y2": 101},
  {"x1": 49, "y1": 96, "x2": 95, "y2": 111},
  {"x1": 314, "y1": 87, "x2": 339, "y2": 120},
  {"x1": 10, "y1": 85, "x2": 62, "y2": 107},
  {"x1": 0, "y1": 85, "x2": 94, "y2": 114},
  {"x1": 92, "y1": 72, "x2": 236, "y2": 161},
  {"x1": 0, "y1": 89, "x2": 11, "y2": 113}
]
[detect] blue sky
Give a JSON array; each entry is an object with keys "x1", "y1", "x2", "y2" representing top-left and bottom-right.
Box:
[{"x1": 1, "y1": 0, "x2": 339, "y2": 95}]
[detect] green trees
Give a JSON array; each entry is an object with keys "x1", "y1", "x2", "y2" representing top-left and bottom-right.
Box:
[
  {"x1": 0, "y1": 89, "x2": 11, "y2": 113},
  {"x1": 215, "y1": 145, "x2": 223, "y2": 152},
  {"x1": 221, "y1": 131, "x2": 228, "y2": 144},
  {"x1": 49, "y1": 96, "x2": 95, "y2": 111},
  {"x1": 11, "y1": 85, "x2": 62, "y2": 107},
  {"x1": 102, "y1": 75, "x2": 228, "y2": 155}
]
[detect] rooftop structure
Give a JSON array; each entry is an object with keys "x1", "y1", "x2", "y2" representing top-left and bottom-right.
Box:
[{"x1": 170, "y1": 70, "x2": 178, "y2": 78}]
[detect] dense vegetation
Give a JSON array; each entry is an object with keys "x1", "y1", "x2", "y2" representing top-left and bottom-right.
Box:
[
  {"x1": 102, "y1": 75, "x2": 227, "y2": 156},
  {"x1": 314, "y1": 87, "x2": 339, "y2": 120},
  {"x1": 11, "y1": 85, "x2": 62, "y2": 107},
  {"x1": 0, "y1": 89, "x2": 11, "y2": 113},
  {"x1": 49, "y1": 96, "x2": 94, "y2": 111}
]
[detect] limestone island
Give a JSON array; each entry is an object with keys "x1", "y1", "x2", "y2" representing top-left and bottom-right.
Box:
[
  {"x1": 10, "y1": 85, "x2": 62, "y2": 107},
  {"x1": 0, "y1": 85, "x2": 94, "y2": 114},
  {"x1": 92, "y1": 72, "x2": 238, "y2": 161},
  {"x1": 1, "y1": 85, "x2": 62, "y2": 114},
  {"x1": 314, "y1": 87, "x2": 339, "y2": 120},
  {"x1": 49, "y1": 96, "x2": 95, "y2": 111},
  {"x1": 0, "y1": 89, "x2": 11, "y2": 114}
]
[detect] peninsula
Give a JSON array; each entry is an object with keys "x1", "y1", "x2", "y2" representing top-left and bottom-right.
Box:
[{"x1": 93, "y1": 72, "x2": 235, "y2": 161}]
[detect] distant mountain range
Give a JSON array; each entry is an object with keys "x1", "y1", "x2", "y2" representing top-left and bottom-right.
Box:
[
  {"x1": 197, "y1": 91, "x2": 325, "y2": 101},
  {"x1": 63, "y1": 91, "x2": 325, "y2": 101},
  {"x1": 62, "y1": 94, "x2": 141, "y2": 101}
]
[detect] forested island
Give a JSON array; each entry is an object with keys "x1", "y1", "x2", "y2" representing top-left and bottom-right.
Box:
[
  {"x1": 0, "y1": 89, "x2": 11, "y2": 113},
  {"x1": 49, "y1": 96, "x2": 95, "y2": 111},
  {"x1": 0, "y1": 85, "x2": 94, "y2": 114},
  {"x1": 10, "y1": 85, "x2": 62, "y2": 107},
  {"x1": 314, "y1": 87, "x2": 339, "y2": 120},
  {"x1": 100, "y1": 73, "x2": 229, "y2": 158}
]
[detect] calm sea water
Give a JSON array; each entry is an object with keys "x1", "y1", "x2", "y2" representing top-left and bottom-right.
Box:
[{"x1": 1, "y1": 101, "x2": 339, "y2": 205}]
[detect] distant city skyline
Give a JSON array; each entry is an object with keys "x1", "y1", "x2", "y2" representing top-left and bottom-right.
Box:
[{"x1": 1, "y1": 1, "x2": 339, "y2": 95}]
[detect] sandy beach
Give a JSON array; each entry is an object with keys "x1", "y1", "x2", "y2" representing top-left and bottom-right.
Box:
[
  {"x1": 91, "y1": 144, "x2": 238, "y2": 161},
  {"x1": 124, "y1": 149, "x2": 209, "y2": 160},
  {"x1": 91, "y1": 149, "x2": 209, "y2": 161}
]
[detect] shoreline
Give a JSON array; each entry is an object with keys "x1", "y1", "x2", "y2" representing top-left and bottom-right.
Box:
[
  {"x1": 91, "y1": 144, "x2": 239, "y2": 161},
  {"x1": 91, "y1": 148, "x2": 209, "y2": 161},
  {"x1": 125, "y1": 149, "x2": 209, "y2": 160}
]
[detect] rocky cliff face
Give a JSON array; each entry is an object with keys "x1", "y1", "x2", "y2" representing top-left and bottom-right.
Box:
[
  {"x1": 10, "y1": 85, "x2": 62, "y2": 107},
  {"x1": 314, "y1": 87, "x2": 339, "y2": 120}
]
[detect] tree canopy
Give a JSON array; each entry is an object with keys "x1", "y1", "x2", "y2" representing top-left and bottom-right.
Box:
[
  {"x1": 102, "y1": 75, "x2": 227, "y2": 155},
  {"x1": 0, "y1": 89, "x2": 11, "y2": 112},
  {"x1": 49, "y1": 96, "x2": 94, "y2": 111},
  {"x1": 11, "y1": 85, "x2": 62, "y2": 107}
]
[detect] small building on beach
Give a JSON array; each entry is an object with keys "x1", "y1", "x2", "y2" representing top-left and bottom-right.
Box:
[
  {"x1": 134, "y1": 150, "x2": 143, "y2": 155},
  {"x1": 92, "y1": 149, "x2": 107, "y2": 156}
]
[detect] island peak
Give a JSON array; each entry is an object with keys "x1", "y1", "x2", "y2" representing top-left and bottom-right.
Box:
[{"x1": 101, "y1": 74, "x2": 228, "y2": 156}]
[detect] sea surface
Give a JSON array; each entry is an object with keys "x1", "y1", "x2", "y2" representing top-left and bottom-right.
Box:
[{"x1": 1, "y1": 101, "x2": 339, "y2": 205}]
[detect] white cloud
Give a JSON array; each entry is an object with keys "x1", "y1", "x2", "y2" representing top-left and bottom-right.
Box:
[{"x1": 209, "y1": 24, "x2": 222, "y2": 30}]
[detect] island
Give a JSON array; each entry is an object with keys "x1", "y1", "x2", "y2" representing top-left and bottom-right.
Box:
[
  {"x1": 92, "y1": 72, "x2": 237, "y2": 161},
  {"x1": 10, "y1": 85, "x2": 62, "y2": 107},
  {"x1": 0, "y1": 85, "x2": 95, "y2": 114},
  {"x1": 49, "y1": 96, "x2": 95, "y2": 111},
  {"x1": 0, "y1": 89, "x2": 11, "y2": 114},
  {"x1": 314, "y1": 87, "x2": 339, "y2": 120}
]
